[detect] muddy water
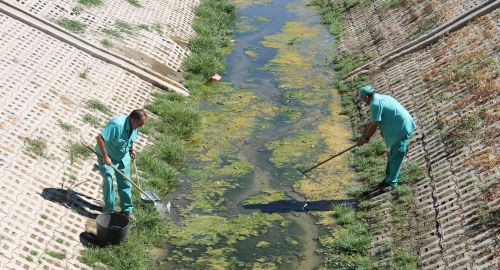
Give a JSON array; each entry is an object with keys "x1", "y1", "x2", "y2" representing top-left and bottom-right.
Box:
[{"x1": 161, "y1": 0, "x2": 355, "y2": 269}]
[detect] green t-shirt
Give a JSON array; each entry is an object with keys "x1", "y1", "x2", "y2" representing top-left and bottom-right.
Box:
[
  {"x1": 96, "y1": 115, "x2": 138, "y2": 163},
  {"x1": 370, "y1": 94, "x2": 415, "y2": 148}
]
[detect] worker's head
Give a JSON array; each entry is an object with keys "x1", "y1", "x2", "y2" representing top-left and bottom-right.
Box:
[
  {"x1": 129, "y1": 109, "x2": 148, "y2": 129},
  {"x1": 359, "y1": 85, "x2": 374, "y2": 106}
]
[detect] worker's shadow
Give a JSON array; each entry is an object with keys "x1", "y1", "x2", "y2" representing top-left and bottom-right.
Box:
[
  {"x1": 243, "y1": 199, "x2": 357, "y2": 213},
  {"x1": 41, "y1": 188, "x2": 101, "y2": 219}
]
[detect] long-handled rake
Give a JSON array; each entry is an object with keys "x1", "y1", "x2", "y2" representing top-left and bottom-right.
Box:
[
  {"x1": 83, "y1": 143, "x2": 161, "y2": 208},
  {"x1": 300, "y1": 145, "x2": 357, "y2": 176}
]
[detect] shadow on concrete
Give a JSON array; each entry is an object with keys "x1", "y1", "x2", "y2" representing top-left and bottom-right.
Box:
[
  {"x1": 243, "y1": 199, "x2": 357, "y2": 213},
  {"x1": 41, "y1": 188, "x2": 101, "y2": 219}
]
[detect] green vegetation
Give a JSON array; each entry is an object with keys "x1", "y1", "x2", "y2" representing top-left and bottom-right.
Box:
[
  {"x1": 46, "y1": 251, "x2": 66, "y2": 260},
  {"x1": 185, "y1": 0, "x2": 236, "y2": 79},
  {"x1": 25, "y1": 256, "x2": 33, "y2": 262},
  {"x1": 56, "y1": 238, "x2": 64, "y2": 244},
  {"x1": 311, "y1": 0, "x2": 363, "y2": 39},
  {"x1": 24, "y1": 138, "x2": 47, "y2": 158},
  {"x1": 102, "y1": 28, "x2": 123, "y2": 38},
  {"x1": 79, "y1": 68, "x2": 90, "y2": 79},
  {"x1": 86, "y1": 99, "x2": 110, "y2": 114},
  {"x1": 144, "y1": 93, "x2": 201, "y2": 139},
  {"x1": 382, "y1": 0, "x2": 407, "y2": 9},
  {"x1": 56, "y1": 18, "x2": 87, "y2": 34},
  {"x1": 82, "y1": 113, "x2": 101, "y2": 128},
  {"x1": 57, "y1": 120, "x2": 73, "y2": 132},
  {"x1": 66, "y1": 142, "x2": 92, "y2": 164},
  {"x1": 100, "y1": 39, "x2": 113, "y2": 48},
  {"x1": 127, "y1": 0, "x2": 141, "y2": 7},
  {"x1": 30, "y1": 250, "x2": 38, "y2": 256},
  {"x1": 150, "y1": 22, "x2": 162, "y2": 33},
  {"x1": 78, "y1": 0, "x2": 102, "y2": 6},
  {"x1": 443, "y1": 111, "x2": 482, "y2": 147},
  {"x1": 72, "y1": 5, "x2": 85, "y2": 15},
  {"x1": 40, "y1": 214, "x2": 48, "y2": 220},
  {"x1": 411, "y1": 18, "x2": 436, "y2": 38}
]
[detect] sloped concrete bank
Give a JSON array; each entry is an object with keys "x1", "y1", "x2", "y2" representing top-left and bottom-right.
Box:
[{"x1": 316, "y1": 0, "x2": 499, "y2": 268}]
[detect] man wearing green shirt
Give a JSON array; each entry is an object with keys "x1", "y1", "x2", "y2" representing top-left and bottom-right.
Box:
[
  {"x1": 357, "y1": 85, "x2": 415, "y2": 191},
  {"x1": 95, "y1": 109, "x2": 148, "y2": 217}
]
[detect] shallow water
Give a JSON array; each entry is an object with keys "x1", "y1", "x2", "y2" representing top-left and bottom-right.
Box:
[{"x1": 161, "y1": 0, "x2": 355, "y2": 269}]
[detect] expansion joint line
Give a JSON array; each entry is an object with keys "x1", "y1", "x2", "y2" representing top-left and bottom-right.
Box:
[{"x1": 420, "y1": 132, "x2": 448, "y2": 269}]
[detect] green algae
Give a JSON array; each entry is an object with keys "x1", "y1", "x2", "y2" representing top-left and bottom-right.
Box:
[
  {"x1": 256, "y1": 241, "x2": 270, "y2": 248},
  {"x1": 236, "y1": 16, "x2": 257, "y2": 33},
  {"x1": 243, "y1": 188, "x2": 286, "y2": 205},
  {"x1": 244, "y1": 50, "x2": 258, "y2": 57},
  {"x1": 256, "y1": 16, "x2": 271, "y2": 23},
  {"x1": 232, "y1": 0, "x2": 270, "y2": 7},
  {"x1": 166, "y1": 213, "x2": 286, "y2": 264},
  {"x1": 266, "y1": 131, "x2": 323, "y2": 168}
]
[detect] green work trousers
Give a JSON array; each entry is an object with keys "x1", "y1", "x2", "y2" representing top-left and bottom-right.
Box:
[
  {"x1": 98, "y1": 159, "x2": 133, "y2": 214},
  {"x1": 385, "y1": 133, "x2": 412, "y2": 187}
]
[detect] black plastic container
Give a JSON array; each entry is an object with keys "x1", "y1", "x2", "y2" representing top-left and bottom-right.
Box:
[{"x1": 96, "y1": 212, "x2": 129, "y2": 246}]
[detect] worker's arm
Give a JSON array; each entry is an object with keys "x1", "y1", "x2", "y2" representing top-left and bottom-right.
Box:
[
  {"x1": 129, "y1": 142, "x2": 136, "y2": 160},
  {"x1": 357, "y1": 121, "x2": 378, "y2": 146},
  {"x1": 96, "y1": 135, "x2": 112, "y2": 165}
]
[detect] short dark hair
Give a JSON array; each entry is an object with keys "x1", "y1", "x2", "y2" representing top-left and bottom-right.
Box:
[{"x1": 129, "y1": 109, "x2": 147, "y2": 120}]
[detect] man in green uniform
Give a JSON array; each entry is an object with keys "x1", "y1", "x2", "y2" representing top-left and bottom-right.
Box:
[
  {"x1": 95, "y1": 109, "x2": 148, "y2": 217},
  {"x1": 357, "y1": 85, "x2": 415, "y2": 191}
]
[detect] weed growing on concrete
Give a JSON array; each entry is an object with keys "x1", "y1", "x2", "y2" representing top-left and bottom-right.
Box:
[
  {"x1": 100, "y1": 39, "x2": 113, "y2": 48},
  {"x1": 127, "y1": 0, "x2": 141, "y2": 7},
  {"x1": 382, "y1": 0, "x2": 407, "y2": 9},
  {"x1": 79, "y1": 68, "x2": 90, "y2": 79},
  {"x1": 82, "y1": 113, "x2": 101, "y2": 128},
  {"x1": 57, "y1": 18, "x2": 87, "y2": 34},
  {"x1": 24, "y1": 138, "x2": 47, "y2": 158},
  {"x1": 71, "y1": 5, "x2": 85, "y2": 15},
  {"x1": 46, "y1": 251, "x2": 66, "y2": 260},
  {"x1": 25, "y1": 256, "x2": 33, "y2": 262},
  {"x1": 40, "y1": 214, "x2": 48, "y2": 220},
  {"x1": 102, "y1": 28, "x2": 123, "y2": 38},
  {"x1": 67, "y1": 141, "x2": 92, "y2": 164},
  {"x1": 86, "y1": 99, "x2": 110, "y2": 114},
  {"x1": 411, "y1": 17, "x2": 436, "y2": 38},
  {"x1": 78, "y1": 0, "x2": 102, "y2": 6},
  {"x1": 57, "y1": 120, "x2": 74, "y2": 132}
]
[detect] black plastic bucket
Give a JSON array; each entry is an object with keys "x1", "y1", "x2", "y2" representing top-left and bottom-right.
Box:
[{"x1": 96, "y1": 212, "x2": 129, "y2": 246}]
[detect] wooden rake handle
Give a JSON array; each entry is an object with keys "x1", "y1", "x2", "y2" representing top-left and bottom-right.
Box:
[
  {"x1": 301, "y1": 145, "x2": 357, "y2": 175},
  {"x1": 84, "y1": 144, "x2": 158, "y2": 204}
]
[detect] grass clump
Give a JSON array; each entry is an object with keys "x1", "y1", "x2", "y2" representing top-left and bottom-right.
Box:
[
  {"x1": 24, "y1": 138, "x2": 47, "y2": 158},
  {"x1": 382, "y1": 0, "x2": 407, "y2": 9},
  {"x1": 82, "y1": 113, "x2": 101, "y2": 128},
  {"x1": 443, "y1": 111, "x2": 482, "y2": 148},
  {"x1": 411, "y1": 18, "x2": 436, "y2": 38},
  {"x1": 127, "y1": 0, "x2": 141, "y2": 7},
  {"x1": 57, "y1": 120, "x2": 74, "y2": 132},
  {"x1": 100, "y1": 39, "x2": 113, "y2": 48},
  {"x1": 78, "y1": 0, "x2": 102, "y2": 6},
  {"x1": 86, "y1": 99, "x2": 110, "y2": 114},
  {"x1": 46, "y1": 250, "x2": 66, "y2": 260},
  {"x1": 79, "y1": 68, "x2": 90, "y2": 79},
  {"x1": 66, "y1": 142, "x2": 92, "y2": 164},
  {"x1": 56, "y1": 18, "x2": 87, "y2": 34},
  {"x1": 311, "y1": 0, "x2": 362, "y2": 39}
]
